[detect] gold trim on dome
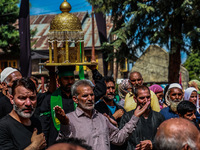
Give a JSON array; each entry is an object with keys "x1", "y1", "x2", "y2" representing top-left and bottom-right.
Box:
[
  {"x1": 50, "y1": 12, "x2": 82, "y2": 31},
  {"x1": 50, "y1": 0, "x2": 82, "y2": 31}
]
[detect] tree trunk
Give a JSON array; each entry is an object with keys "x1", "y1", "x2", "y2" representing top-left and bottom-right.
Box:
[
  {"x1": 168, "y1": 4, "x2": 182, "y2": 83},
  {"x1": 168, "y1": 46, "x2": 181, "y2": 83}
]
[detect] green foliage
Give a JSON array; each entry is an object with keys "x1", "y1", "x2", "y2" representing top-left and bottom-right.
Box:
[
  {"x1": 87, "y1": 0, "x2": 200, "y2": 82},
  {"x1": 184, "y1": 51, "x2": 200, "y2": 80},
  {"x1": 0, "y1": 0, "x2": 20, "y2": 53}
]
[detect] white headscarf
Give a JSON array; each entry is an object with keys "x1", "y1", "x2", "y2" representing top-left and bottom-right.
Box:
[
  {"x1": 165, "y1": 83, "x2": 182, "y2": 106},
  {"x1": 184, "y1": 87, "x2": 199, "y2": 112}
]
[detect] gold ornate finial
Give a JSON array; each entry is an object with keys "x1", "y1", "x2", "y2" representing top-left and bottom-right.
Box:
[{"x1": 60, "y1": 0, "x2": 71, "y2": 12}]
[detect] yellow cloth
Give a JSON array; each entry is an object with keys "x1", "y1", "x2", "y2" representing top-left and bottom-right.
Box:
[{"x1": 124, "y1": 90, "x2": 160, "y2": 112}]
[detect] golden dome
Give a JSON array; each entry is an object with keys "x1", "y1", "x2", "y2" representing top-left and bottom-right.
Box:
[{"x1": 50, "y1": 0, "x2": 82, "y2": 31}]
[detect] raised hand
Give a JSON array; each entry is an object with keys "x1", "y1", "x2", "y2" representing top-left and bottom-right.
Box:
[
  {"x1": 113, "y1": 109, "x2": 124, "y2": 120},
  {"x1": 54, "y1": 106, "x2": 69, "y2": 125},
  {"x1": 134, "y1": 101, "x2": 150, "y2": 117}
]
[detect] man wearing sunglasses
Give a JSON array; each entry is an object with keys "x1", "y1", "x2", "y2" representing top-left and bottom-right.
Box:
[{"x1": 119, "y1": 85, "x2": 165, "y2": 150}]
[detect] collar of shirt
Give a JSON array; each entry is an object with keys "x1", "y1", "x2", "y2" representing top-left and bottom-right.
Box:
[{"x1": 75, "y1": 107, "x2": 98, "y2": 119}]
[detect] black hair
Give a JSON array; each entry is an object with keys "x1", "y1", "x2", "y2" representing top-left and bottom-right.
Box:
[
  {"x1": 177, "y1": 101, "x2": 196, "y2": 116},
  {"x1": 12, "y1": 77, "x2": 37, "y2": 96},
  {"x1": 134, "y1": 85, "x2": 150, "y2": 97},
  {"x1": 104, "y1": 76, "x2": 115, "y2": 85},
  {"x1": 55, "y1": 137, "x2": 92, "y2": 150}
]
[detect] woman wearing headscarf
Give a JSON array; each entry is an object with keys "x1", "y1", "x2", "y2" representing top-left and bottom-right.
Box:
[
  {"x1": 184, "y1": 87, "x2": 199, "y2": 113},
  {"x1": 149, "y1": 84, "x2": 164, "y2": 109},
  {"x1": 184, "y1": 87, "x2": 200, "y2": 123}
]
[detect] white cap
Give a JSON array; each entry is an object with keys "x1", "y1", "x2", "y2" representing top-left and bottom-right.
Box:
[
  {"x1": 165, "y1": 83, "x2": 182, "y2": 106},
  {"x1": 1, "y1": 67, "x2": 18, "y2": 82}
]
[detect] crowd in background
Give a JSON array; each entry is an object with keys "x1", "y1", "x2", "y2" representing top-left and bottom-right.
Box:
[{"x1": 0, "y1": 66, "x2": 200, "y2": 150}]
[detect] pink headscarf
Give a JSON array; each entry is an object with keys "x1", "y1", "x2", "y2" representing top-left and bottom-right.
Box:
[
  {"x1": 149, "y1": 84, "x2": 164, "y2": 109},
  {"x1": 149, "y1": 84, "x2": 163, "y2": 94}
]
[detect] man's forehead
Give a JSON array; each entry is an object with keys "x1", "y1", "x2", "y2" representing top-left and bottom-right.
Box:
[
  {"x1": 77, "y1": 85, "x2": 93, "y2": 93},
  {"x1": 130, "y1": 73, "x2": 142, "y2": 79},
  {"x1": 106, "y1": 81, "x2": 115, "y2": 86},
  {"x1": 170, "y1": 87, "x2": 182, "y2": 93},
  {"x1": 138, "y1": 89, "x2": 150, "y2": 95},
  {"x1": 15, "y1": 86, "x2": 35, "y2": 95}
]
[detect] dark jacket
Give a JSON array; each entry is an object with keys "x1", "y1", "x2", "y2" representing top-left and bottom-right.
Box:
[
  {"x1": 0, "y1": 93, "x2": 12, "y2": 119},
  {"x1": 95, "y1": 99, "x2": 125, "y2": 125},
  {"x1": 119, "y1": 109, "x2": 165, "y2": 150}
]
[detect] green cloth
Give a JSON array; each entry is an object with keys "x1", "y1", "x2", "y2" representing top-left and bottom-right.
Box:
[
  {"x1": 50, "y1": 88, "x2": 77, "y2": 131},
  {"x1": 58, "y1": 72, "x2": 74, "y2": 78},
  {"x1": 79, "y1": 42, "x2": 85, "y2": 79},
  {"x1": 50, "y1": 88, "x2": 63, "y2": 131}
]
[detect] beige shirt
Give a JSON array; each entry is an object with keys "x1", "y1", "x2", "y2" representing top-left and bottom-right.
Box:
[{"x1": 59, "y1": 107, "x2": 139, "y2": 150}]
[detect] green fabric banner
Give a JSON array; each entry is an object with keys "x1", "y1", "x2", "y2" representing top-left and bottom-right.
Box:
[
  {"x1": 79, "y1": 42, "x2": 85, "y2": 80},
  {"x1": 50, "y1": 88, "x2": 77, "y2": 131},
  {"x1": 50, "y1": 88, "x2": 63, "y2": 131}
]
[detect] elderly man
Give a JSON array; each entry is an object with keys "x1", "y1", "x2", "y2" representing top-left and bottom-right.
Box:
[
  {"x1": 0, "y1": 67, "x2": 22, "y2": 119},
  {"x1": 119, "y1": 85, "x2": 165, "y2": 150},
  {"x1": 55, "y1": 79, "x2": 149, "y2": 150},
  {"x1": 40, "y1": 66, "x2": 106, "y2": 146},
  {"x1": 124, "y1": 71, "x2": 160, "y2": 112},
  {"x1": 160, "y1": 83, "x2": 183, "y2": 120},
  {"x1": 155, "y1": 118, "x2": 200, "y2": 150},
  {"x1": 0, "y1": 78, "x2": 46, "y2": 150}
]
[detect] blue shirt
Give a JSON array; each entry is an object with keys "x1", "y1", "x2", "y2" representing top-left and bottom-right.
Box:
[
  {"x1": 160, "y1": 107, "x2": 179, "y2": 120},
  {"x1": 107, "y1": 105, "x2": 116, "y2": 115}
]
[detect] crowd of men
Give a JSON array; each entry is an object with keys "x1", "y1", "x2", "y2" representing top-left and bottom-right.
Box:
[{"x1": 0, "y1": 66, "x2": 200, "y2": 150}]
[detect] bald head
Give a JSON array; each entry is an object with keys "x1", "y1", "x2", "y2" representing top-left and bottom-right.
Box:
[
  {"x1": 129, "y1": 71, "x2": 143, "y2": 87},
  {"x1": 155, "y1": 118, "x2": 200, "y2": 150},
  {"x1": 47, "y1": 143, "x2": 86, "y2": 150}
]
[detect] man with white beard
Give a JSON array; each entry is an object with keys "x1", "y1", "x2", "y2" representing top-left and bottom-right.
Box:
[
  {"x1": 160, "y1": 83, "x2": 183, "y2": 120},
  {"x1": 0, "y1": 78, "x2": 46, "y2": 150}
]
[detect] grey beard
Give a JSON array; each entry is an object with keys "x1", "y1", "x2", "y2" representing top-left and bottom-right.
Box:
[
  {"x1": 169, "y1": 98, "x2": 183, "y2": 112},
  {"x1": 13, "y1": 103, "x2": 35, "y2": 119}
]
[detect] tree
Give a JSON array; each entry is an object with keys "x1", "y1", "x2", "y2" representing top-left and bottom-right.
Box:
[
  {"x1": 88, "y1": 0, "x2": 200, "y2": 83},
  {"x1": 0, "y1": 0, "x2": 20, "y2": 54},
  {"x1": 184, "y1": 51, "x2": 200, "y2": 80}
]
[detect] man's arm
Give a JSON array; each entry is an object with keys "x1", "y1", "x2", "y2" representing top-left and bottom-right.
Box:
[
  {"x1": 24, "y1": 129, "x2": 46, "y2": 150},
  {"x1": 54, "y1": 106, "x2": 72, "y2": 139},
  {"x1": 108, "y1": 101, "x2": 150, "y2": 145},
  {"x1": 88, "y1": 66, "x2": 106, "y2": 101}
]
